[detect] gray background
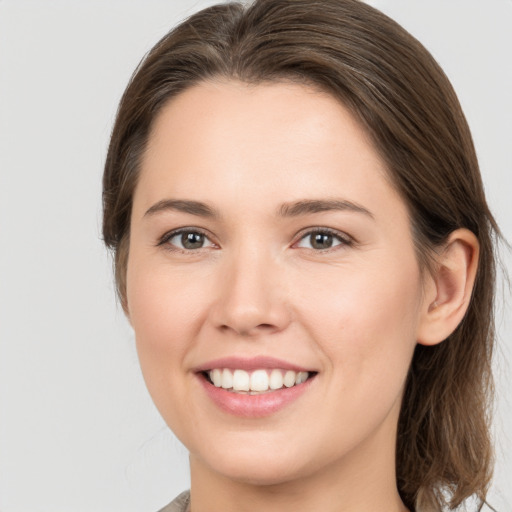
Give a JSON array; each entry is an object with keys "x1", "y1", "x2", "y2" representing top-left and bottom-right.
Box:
[{"x1": 0, "y1": 1, "x2": 510, "y2": 510}]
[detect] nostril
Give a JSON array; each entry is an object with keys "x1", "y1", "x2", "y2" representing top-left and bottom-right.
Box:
[{"x1": 218, "y1": 322, "x2": 279, "y2": 336}]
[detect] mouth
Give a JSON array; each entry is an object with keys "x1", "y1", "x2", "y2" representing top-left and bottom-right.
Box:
[
  {"x1": 202, "y1": 368, "x2": 317, "y2": 395},
  {"x1": 194, "y1": 356, "x2": 318, "y2": 417}
]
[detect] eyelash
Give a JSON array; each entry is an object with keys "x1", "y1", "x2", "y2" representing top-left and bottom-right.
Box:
[
  {"x1": 157, "y1": 227, "x2": 216, "y2": 254},
  {"x1": 157, "y1": 227, "x2": 354, "y2": 253},
  {"x1": 294, "y1": 227, "x2": 354, "y2": 252}
]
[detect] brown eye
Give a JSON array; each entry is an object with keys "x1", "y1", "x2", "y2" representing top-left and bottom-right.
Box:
[
  {"x1": 181, "y1": 232, "x2": 205, "y2": 249},
  {"x1": 164, "y1": 230, "x2": 215, "y2": 251},
  {"x1": 296, "y1": 229, "x2": 349, "y2": 250},
  {"x1": 310, "y1": 233, "x2": 334, "y2": 249}
]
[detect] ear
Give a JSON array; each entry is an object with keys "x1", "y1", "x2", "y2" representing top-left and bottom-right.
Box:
[{"x1": 417, "y1": 228, "x2": 479, "y2": 346}]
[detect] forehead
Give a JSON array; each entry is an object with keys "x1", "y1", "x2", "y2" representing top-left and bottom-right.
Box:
[
  {"x1": 144, "y1": 79, "x2": 378, "y2": 170},
  {"x1": 135, "y1": 79, "x2": 405, "y2": 221}
]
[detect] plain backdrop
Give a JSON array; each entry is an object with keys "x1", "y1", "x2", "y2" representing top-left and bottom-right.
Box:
[{"x1": 0, "y1": 1, "x2": 510, "y2": 511}]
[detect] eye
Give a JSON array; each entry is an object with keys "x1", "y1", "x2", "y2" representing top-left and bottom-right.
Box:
[
  {"x1": 295, "y1": 229, "x2": 351, "y2": 250},
  {"x1": 160, "y1": 229, "x2": 216, "y2": 251}
]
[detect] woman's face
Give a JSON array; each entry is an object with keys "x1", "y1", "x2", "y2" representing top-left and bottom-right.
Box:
[{"x1": 127, "y1": 80, "x2": 428, "y2": 485}]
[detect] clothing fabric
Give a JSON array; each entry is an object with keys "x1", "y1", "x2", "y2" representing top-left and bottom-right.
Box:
[
  {"x1": 158, "y1": 490, "x2": 190, "y2": 512},
  {"x1": 156, "y1": 489, "x2": 499, "y2": 511}
]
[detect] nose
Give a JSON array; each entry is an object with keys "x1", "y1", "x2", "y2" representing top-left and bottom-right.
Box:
[{"x1": 210, "y1": 249, "x2": 292, "y2": 337}]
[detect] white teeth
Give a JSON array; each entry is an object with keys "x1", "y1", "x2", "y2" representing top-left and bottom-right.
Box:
[
  {"x1": 296, "y1": 371, "x2": 308, "y2": 384},
  {"x1": 283, "y1": 370, "x2": 296, "y2": 388},
  {"x1": 250, "y1": 369, "x2": 269, "y2": 392},
  {"x1": 221, "y1": 368, "x2": 233, "y2": 389},
  {"x1": 232, "y1": 369, "x2": 250, "y2": 391},
  {"x1": 212, "y1": 368, "x2": 222, "y2": 387},
  {"x1": 208, "y1": 368, "x2": 311, "y2": 393},
  {"x1": 269, "y1": 369, "x2": 284, "y2": 390}
]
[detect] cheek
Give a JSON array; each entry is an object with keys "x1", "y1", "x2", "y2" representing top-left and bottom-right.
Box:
[
  {"x1": 293, "y1": 255, "x2": 422, "y2": 388},
  {"x1": 295, "y1": 260, "x2": 422, "y2": 463},
  {"x1": 127, "y1": 256, "x2": 210, "y2": 338},
  {"x1": 125, "y1": 259, "x2": 212, "y2": 397}
]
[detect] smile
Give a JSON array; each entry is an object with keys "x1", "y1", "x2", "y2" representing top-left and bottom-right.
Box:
[
  {"x1": 195, "y1": 356, "x2": 317, "y2": 417},
  {"x1": 207, "y1": 368, "x2": 311, "y2": 394}
]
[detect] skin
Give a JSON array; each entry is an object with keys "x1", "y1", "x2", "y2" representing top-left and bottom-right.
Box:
[{"x1": 125, "y1": 80, "x2": 479, "y2": 512}]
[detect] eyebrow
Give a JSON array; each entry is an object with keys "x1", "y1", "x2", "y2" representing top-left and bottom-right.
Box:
[
  {"x1": 278, "y1": 199, "x2": 374, "y2": 218},
  {"x1": 143, "y1": 197, "x2": 374, "y2": 220},
  {"x1": 144, "y1": 199, "x2": 219, "y2": 219}
]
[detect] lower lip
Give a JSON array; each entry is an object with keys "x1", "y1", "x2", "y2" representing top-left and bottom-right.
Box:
[{"x1": 198, "y1": 374, "x2": 315, "y2": 418}]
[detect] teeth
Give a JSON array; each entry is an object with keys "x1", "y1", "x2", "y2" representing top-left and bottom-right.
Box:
[
  {"x1": 232, "y1": 369, "x2": 250, "y2": 391},
  {"x1": 296, "y1": 371, "x2": 308, "y2": 384},
  {"x1": 269, "y1": 369, "x2": 284, "y2": 390},
  {"x1": 250, "y1": 369, "x2": 269, "y2": 392},
  {"x1": 212, "y1": 368, "x2": 222, "y2": 387},
  {"x1": 208, "y1": 368, "x2": 311, "y2": 393},
  {"x1": 221, "y1": 368, "x2": 233, "y2": 389},
  {"x1": 283, "y1": 370, "x2": 296, "y2": 388}
]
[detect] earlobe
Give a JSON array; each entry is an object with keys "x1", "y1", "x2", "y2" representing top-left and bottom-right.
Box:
[{"x1": 417, "y1": 228, "x2": 479, "y2": 346}]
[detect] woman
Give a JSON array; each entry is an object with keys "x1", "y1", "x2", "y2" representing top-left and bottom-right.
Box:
[{"x1": 102, "y1": 0, "x2": 500, "y2": 510}]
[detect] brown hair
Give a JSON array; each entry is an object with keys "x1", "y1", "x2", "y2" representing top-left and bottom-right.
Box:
[{"x1": 103, "y1": 1, "x2": 499, "y2": 509}]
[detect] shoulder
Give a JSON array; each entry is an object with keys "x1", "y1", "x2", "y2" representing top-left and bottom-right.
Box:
[{"x1": 157, "y1": 490, "x2": 190, "y2": 512}]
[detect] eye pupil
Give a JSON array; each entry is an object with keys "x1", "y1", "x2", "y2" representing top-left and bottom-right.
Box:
[
  {"x1": 311, "y1": 233, "x2": 333, "y2": 249},
  {"x1": 182, "y1": 232, "x2": 204, "y2": 249}
]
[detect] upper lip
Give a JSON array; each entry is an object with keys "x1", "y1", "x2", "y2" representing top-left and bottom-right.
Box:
[{"x1": 193, "y1": 356, "x2": 314, "y2": 373}]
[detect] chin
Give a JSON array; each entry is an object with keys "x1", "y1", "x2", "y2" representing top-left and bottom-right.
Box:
[
  {"x1": 210, "y1": 459, "x2": 308, "y2": 487},
  {"x1": 190, "y1": 435, "x2": 325, "y2": 487}
]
